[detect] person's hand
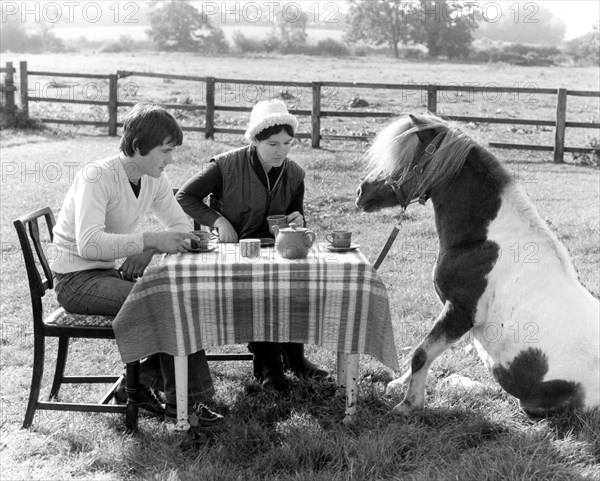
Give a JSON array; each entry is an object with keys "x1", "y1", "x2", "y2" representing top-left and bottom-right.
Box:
[
  {"x1": 119, "y1": 250, "x2": 155, "y2": 280},
  {"x1": 286, "y1": 211, "x2": 304, "y2": 226},
  {"x1": 143, "y1": 231, "x2": 198, "y2": 254},
  {"x1": 214, "y1": 217, "x2": 239, "y2": 242}
]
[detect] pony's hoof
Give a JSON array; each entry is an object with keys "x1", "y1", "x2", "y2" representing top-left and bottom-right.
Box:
[
  {"x1": 391, "y1": 402, "x2": 412, "y2": 417},
  {"x1": 385, "y1": 378, "x2": 407, "y2": 398}
]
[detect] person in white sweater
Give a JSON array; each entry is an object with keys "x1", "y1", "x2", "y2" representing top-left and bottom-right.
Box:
[{"x1": 50, "y1": 104, "x2": 222, "y2": 427}]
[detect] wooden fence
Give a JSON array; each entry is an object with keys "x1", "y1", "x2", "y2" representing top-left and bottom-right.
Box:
[
  {"x1": 11, "y1": 61, "x2": 600, "y2": 163},
  {"x1": 1, "y1": 62, "x2": 17, "y2": 114}
]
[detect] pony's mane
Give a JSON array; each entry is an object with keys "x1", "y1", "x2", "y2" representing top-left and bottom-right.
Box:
[
  {"x1": 366, "y1": 113, "x2": 476, "y2": 195},
  {"x1": 505, "y1": 183, "x2": 579, "y2": 279}
]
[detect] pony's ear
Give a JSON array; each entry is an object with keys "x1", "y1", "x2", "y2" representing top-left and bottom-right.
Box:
[
  {"x1": 408, "y1": 114, "x2": 421, "y2": 126},
  {"x1": 409, "y1": 114, "x2": 436, "y2": 143}
]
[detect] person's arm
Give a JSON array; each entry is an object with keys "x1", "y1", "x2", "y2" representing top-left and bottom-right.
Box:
[
  {"x1": 285, "y1": 181, "x2": 306, "y2": 227},
  {"x1": 72, "y1": 168, "x2": 196, "y2": 264},
  {"x1": 177, "y1": 162, "x2": 239, "y2": 242},
  {"x1": 176, "y1": 162, "x2": 224, "y2": 228}
]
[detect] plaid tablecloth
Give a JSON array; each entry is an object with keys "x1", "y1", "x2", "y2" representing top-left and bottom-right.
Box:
[{"x1": 113, "y1": 243, "x2": 399, "y2": 370}]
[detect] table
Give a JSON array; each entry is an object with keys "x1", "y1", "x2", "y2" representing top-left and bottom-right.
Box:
[{"x1": 114, "y1": 243, "x2": 399, "y2": 430}]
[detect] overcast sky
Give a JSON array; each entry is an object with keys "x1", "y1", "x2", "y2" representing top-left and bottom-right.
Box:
[{"x1": 539, "y1": 0, "x2": 599, "y2": 39}]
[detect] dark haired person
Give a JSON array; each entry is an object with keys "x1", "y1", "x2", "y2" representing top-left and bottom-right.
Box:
[
  {"x1": 50, "y1": 104, "x2": 222, "y2": 427},
  {"x1": 177, "y1": 99, "x2": 330, "y2": 392}
]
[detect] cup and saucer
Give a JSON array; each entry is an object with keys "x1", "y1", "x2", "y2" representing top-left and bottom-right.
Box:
[
  {"x1": 325, "y1": 230, "x2": 359, "y2": 252},
  {"x1": 259, "y1": 237, "x2": 275, "y2": 247},
  {"x1": 187, "y1": 245, "x2": 217, "y2": 253},
  {"x1": 325, "y1": 243, "x2": 360, "y2": 253},
  {"x1": 187, "y1": 230, "x2": 217, "y2": 253}
]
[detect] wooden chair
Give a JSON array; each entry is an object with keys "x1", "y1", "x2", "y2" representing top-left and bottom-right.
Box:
[{"x1": 14, "y1": 207, "x2": 139, "y2": 431}]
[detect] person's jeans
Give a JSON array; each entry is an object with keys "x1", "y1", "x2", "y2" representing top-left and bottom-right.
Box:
[{"x1": 54, "y1": 268, "x2": 214, "y2": 405}]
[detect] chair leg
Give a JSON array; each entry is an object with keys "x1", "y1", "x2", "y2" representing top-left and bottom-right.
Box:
[
  {"x1": 125, "y1": 361, "x2": 139, "y2": 432},
  {"x1": 49, "y1": 337, "x2": 69, "y2": 400},
  {"x1": 22, "y1": 332, "x2": 45, "y2": 429}
]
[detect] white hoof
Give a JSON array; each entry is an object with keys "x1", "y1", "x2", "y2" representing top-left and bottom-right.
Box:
[
  {"x1": 385, "y1": 376, "x2": 408, "y2": 397},
  {"x1": 391, "y1": 402, "x2": 412, "y2": 416},
  {"x1": 439, "y1": 374, "x2": 485, "y2": 393}
]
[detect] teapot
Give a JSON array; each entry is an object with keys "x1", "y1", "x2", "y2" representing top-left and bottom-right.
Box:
[{"x1": 272, "y1": 223, "x2": 316, "y2": 259}]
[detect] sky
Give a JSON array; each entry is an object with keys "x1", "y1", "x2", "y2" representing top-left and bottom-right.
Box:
[{"x1": 539, "y1": 0, "x2": 599, "y2": 39}]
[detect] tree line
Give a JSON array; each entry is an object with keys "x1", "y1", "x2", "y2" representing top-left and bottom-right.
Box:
[{"x1": 1, "y1": 0, "x2": 598, "y2": 66}]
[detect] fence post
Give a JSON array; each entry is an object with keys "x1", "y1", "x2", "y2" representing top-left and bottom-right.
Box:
[
  {"x1": 19, "y1": 61, "x2": 28, "y2": 118},
  {"x1": 554, "y1": 88, "x2": 567, "y2": 163},
  {"x1": 108, "y1": 74, "x2": 117, "y2": 136},
  {"x1": 427, "y1": 85, "x2": 437, "y2": 113},
  {"x1": 205, "y1": 77, "x2": 215, "y2": 139},
  {"x1": 4, "y1": 62, "x2": 16, "y2": 114},
  {"x1": 311, "y1": 82, "x2": 321, "y2": 149}
]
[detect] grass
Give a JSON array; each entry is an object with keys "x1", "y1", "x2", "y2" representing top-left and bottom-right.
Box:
[{"x1": 1, "y1": 53, "x2": 599, "y2": 480}]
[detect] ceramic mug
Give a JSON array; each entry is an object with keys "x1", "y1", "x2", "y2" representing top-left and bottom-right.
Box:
[
  {"x1": 190, "y1": 230, "x2": 211, "y2": 250},
  {"x1": 240, "y1": 239, "x2": 261, "y2": 259},
  {"x1": 267, "y1": 214, "x2": 288, "y2": 234},
  {"x1": 326, "y1": 230, "x2": 352, "y2": 248}
]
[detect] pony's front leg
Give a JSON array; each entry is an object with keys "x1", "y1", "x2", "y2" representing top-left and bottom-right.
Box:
[{"x1": 390, "y1": 301, "x2": 473, "y2": 414}]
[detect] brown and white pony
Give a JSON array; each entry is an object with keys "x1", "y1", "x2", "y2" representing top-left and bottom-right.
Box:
[{"x1": 356, "y1": 113, "x2": 599, "y2": 417}]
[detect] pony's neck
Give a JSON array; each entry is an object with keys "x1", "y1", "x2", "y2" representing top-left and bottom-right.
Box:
[{"x1": 431, "y1": 146, "x2": 512, "y2": 249}]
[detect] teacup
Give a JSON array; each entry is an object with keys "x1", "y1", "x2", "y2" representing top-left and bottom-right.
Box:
[
  {"x1": 267, "y1": 214, "x2": 288, "y2": 234},
  {"x1": 326, "y1": 230, "x2": 352, "y2": 248},
  {"x1": 240, "y1": 239, "x2": 261, "y2": 259},
  {"x1": 190, "y1": 230, "x2": 211, "y2": 250}
]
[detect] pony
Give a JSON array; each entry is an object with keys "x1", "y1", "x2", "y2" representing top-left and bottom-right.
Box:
[{"x1": 355, "y1": 113, "x2": 599, "y2": 417}]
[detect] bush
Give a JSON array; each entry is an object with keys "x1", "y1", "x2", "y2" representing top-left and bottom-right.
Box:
[
  {"x1": 564, "y1": 26, "x2": 599, "y2": 66},
  {"x1": 399, "y1": 46, "x2": 426, "y2": 60},
  {"x1": 201, "y1": 28, "x2": 230, "y2": 54},
  {"x1": 99, "y1": 35, "x2": 137, "y2": 53},
  {"x1": 314, "y1": 38, "x2": 350, "y2": 57},
  {"x1": 232, "y1": 31, "x2": 265, "y2": 54},
  {"x1": 469, "y1": 43, "x2": 561, "y2": 66},
  {"x1": 0, "y1": 105, "x2": 44, "y2": 130}
]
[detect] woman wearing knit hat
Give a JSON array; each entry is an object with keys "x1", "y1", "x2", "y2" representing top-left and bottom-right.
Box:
[{"x1": 177, "y1": 99, "x2": 330, "y2": 392}]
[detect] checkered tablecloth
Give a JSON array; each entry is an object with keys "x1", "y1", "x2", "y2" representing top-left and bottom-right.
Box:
[{"x1": 113, "y1": 244, "x2": 399, "y2": 370}]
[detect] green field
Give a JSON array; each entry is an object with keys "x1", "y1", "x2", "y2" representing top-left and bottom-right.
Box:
[{"x1": 1, "y1": 53, "x2": 599, "y2": 480}]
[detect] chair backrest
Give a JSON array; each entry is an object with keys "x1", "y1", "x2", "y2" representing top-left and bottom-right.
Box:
[{"x1": 13, "y1": 207, "x2": 56, "y2": 325}]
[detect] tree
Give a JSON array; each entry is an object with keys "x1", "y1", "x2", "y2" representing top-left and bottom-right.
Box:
[
  {"x1": 414, "y1": 1, "x2": 477, "y2": 58},
  {"x1": 474, "y1": 4, "x2": 566, "y2": 46},
  {"x1": 264, "y1": 7, "x2": 309, "y2": 54},
  {"x1": 0, "y1": 16, "x2": 64, "y2": 53},
  {"x1": 344, "y1": 0, "x2": 476, "y2": 59},
  {"x1": 0, "y1": 17, "x2": 30, "y2": 52},
  {"x1": 564, "y1": 23, "x2": 599, "y2": 65},
  {"x1": 146, "y1": 0, "x2": 228, "y2": 53},
  {"x1": 344, "y1": 0, "x2": 417, "y2": 58}
]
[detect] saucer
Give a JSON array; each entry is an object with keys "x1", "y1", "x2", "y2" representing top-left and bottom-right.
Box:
[
  {"x1": 259, "y1": 237, "x2": 275, "y2": 247},
  {"x1": 325, "y1": 243, "x2": 360, "y2": 252},
  {"x1": 187, "y1": 245, "x2": 217, "y2": 253}
]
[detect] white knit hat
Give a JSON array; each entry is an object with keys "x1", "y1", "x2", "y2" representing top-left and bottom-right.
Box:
[{"x1": 244, "y1": 99, "x2": 298, "y2": 142}]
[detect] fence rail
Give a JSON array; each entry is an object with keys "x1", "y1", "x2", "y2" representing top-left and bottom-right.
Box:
[{"x1": 8, "y1": 61, "x2": 600, "y2": 162}]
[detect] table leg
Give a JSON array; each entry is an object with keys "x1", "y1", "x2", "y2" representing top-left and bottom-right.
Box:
[
  {"x1": 343, "y1": 354, "x2": 359, "y2": 425},
  {"x1": 336, "y1": 351, "x2": 347, "y2": 390},
  {"x1": 171, "y1": 355, "x2": 190, "y2": 432}
]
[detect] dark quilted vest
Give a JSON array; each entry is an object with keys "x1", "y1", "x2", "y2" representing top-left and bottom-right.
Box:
[{"x1": 212, "y1": 146, "x2": 305, "y2": 239}]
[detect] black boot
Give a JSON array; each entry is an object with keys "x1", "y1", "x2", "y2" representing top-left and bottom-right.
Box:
[
  {"x1": 281, "y1": 343, "x2": 331, "y2": 380},
  {"x1": 248, "y1": 342, "x2": 289, "y2": 392}
]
